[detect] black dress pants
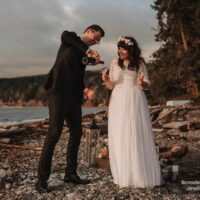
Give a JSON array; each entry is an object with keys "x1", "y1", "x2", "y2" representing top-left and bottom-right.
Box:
[{"x1": 37, "y1": 93, "x2": 82, "y2": 181}]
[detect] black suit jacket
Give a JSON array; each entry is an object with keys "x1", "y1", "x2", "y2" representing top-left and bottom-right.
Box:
[{"x1": 44, "y1": 31, "x2": 89, "y2": 99}]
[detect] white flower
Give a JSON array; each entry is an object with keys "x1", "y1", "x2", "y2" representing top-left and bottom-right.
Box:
[{"x1": 118, "y1": 36, "x2": 133, "y2": 46}]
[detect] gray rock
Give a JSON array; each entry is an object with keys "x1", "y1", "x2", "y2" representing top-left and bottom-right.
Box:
[
  {"x1": 0, "y1": 169, "x2": 6, "y2": 179},
  {"x1": 5, "y1": 183, "x2": 11, "y2": 189},
  {"x1": 66, "y1": 192, "x2": 76, "y2": 199}
]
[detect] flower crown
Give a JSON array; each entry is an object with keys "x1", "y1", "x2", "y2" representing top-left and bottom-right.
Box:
[{"x1": 118, "y1": 36, "x2": 134, "y2": 46}]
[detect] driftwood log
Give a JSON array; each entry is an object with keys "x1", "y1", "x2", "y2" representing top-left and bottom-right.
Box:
[
  {"x1": 0, "y1": 143, "x2": 42, "y2": 151},
  {"x1": 0, "y1": 128, "x2": 27, "y2": 138},
  {"x1": 159, "y1": 144, "x2": 188, "y2": 159}
]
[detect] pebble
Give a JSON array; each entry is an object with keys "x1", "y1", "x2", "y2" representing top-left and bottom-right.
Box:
[
  {"x1": 0, "y1": 113, "x2": 199, "y2": 200},
  {"x1": 0, "y1": 169, "x2": 6, "y2": 179},
  {"x1": 5, "y1": 183, "x2": 11, "y2": 189},
  {"x1": 66, "y1": 192, "x2": 76, "y2": 199}
]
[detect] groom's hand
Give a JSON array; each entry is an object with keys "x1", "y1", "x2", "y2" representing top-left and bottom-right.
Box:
[{"x1": 86, "y1": 50, "x2": 100, "y2": 64}]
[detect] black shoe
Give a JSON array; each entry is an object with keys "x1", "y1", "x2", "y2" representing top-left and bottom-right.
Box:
[
  {"x1": 35, "y1": 180, "x2": 51, "y2": 193},
  {"x1": 64, "y1": 173, "x2": 91, "y2": 185}
]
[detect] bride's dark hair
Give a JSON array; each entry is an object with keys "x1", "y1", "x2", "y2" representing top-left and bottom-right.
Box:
[{"x1": 117, "y1": 36, "x2": 145, "y2": 71}]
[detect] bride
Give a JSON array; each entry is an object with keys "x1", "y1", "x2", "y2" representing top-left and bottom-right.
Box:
[{"x1": 102, "y1": 36, "x2": 163, "y2": 188}]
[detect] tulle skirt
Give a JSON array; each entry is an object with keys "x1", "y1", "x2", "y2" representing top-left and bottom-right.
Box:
[{"x1": 108, "y1": 84, "x2": 163, "y2": 188}]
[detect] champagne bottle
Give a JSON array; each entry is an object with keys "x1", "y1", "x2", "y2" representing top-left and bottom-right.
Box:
[{"x1": 82, "y1": 56, "x2": 104, "y2": 65}]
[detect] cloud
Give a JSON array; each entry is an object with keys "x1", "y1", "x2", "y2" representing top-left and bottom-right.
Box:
[
  {"x1": 68, "y1": 0, "x2": 159, "y2": 65},
  {"x1": 0, "y1": 0, "x2": 159, "y2": 78},
  {"x1": 0, "y1": 0, "x2": 69, "y2": 77}
]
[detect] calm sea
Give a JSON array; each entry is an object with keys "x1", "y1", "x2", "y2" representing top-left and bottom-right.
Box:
[{"x1": 0, "y1": 107, "x2": 106, "y2": 127}]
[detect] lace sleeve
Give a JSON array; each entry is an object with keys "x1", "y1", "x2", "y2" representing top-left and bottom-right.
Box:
[
  {"x1": 109, "y1": 59, "x2": 117, "y2": 83},
  {"x1": 138, "y1": 63, "x2": 150, "y2": 85},
  {"x1": 102, "y1": 59, "x2": 118, "y2": 90}
]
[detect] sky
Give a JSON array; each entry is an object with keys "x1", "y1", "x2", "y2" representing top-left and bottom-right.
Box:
[{"x1": 0, "y1": 0, "x2": 160, "y2": 78}]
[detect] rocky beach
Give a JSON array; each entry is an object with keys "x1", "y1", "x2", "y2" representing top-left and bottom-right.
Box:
[{"x1": 0, "y1": 103, "x2": 200, "y2": 200}]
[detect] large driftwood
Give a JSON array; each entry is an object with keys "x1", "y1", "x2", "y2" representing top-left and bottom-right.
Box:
[
  {"x1": 152, "y1": 107, "x2": 177, "y2": 125},
  {"x1": 150, "y1": 108, "x2": 165, "y2": 122},
  {"x1": 159, "y1": 144, "x2": 188, "y2": 159},
  {"x1": 0, "y1": 128, "x2": 26, "y2": 138},
  {"x1": 171, "y1": 145, "x2": 188, "y2": 157},
  {"x1": 163, "y1": 121, "x2": 189, "y2": 129},
  {"x1": 149, "y1": 105, "x2": 170, "y2": 110},
  {"x1": 0, "y1": 124, "x2": 48, "y2": 140},
  {"x1": 152, "y1": 106, "x2": 198, "y2": 125},
  {"x1": 0, "y1": 138, "x2": 12, "y2": 144},
  {"x1": 0, "y1": 143, "x2": 42, "y2": 151}
]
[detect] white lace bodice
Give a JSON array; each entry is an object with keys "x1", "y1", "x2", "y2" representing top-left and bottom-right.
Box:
[{"x1": 109, "y1": 59, "x2": 150, "y2": 88}]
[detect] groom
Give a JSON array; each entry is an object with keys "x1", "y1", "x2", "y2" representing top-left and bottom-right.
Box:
[{"x1": 35, "y1": 25, "x2": 105, "y2": 193}]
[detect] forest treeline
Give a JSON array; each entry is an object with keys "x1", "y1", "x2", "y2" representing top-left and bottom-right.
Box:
[{"x1": 0, "y1": 0, "x2": 200, "y2": 106}]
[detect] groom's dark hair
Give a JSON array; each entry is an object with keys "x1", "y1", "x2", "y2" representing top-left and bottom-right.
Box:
[{"x1": 83, "y1": 25, "x2": 105, "y2": 37}]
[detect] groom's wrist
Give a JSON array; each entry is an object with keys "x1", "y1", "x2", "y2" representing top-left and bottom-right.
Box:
[{"x1": 86, "y1": 48, "x2": 91, "y2": 53}]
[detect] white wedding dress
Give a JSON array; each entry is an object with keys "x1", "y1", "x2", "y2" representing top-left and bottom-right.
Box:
[{"x1": 108, "y1": 59, "x2": 163, "y2": 188}]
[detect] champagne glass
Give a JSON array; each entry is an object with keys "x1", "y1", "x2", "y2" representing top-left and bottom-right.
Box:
[
  {"x1": 100, "y1": 66, "x2": 109, "y2": 85},
  {"x1": 137, "y1": 71, "x2": 144, "y2": 83},
  {"x1": 139, "y1": 71, "x2": 144, "y2": 78}
]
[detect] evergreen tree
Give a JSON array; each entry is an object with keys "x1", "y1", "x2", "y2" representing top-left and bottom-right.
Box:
[{"x1": 150, "y1": 0, "x2": 200, "y2": 103}]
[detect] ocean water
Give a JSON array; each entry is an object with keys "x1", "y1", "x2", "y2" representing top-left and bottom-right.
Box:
[{"x1": 0, "y1": 107, "x2": 106, "y2": 127}]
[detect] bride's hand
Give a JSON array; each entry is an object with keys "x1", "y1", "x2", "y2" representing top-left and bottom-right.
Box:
[
  {"x1": 84, "y1": 88, "x2": 96, "y2": 100},
  {"x1": 136, "y1": 75, "x2": 144, "y2": 86},
  {"x1": 102, "y1": 73, "x2": 109, "y2": 82}
]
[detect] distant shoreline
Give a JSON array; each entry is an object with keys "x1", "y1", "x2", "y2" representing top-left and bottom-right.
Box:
[
  {"x1": 0, "y1": 105, "x2": 107, "y2": 108},
  {"x1": 0, "y1": 105, "x2": 46, "y2": 108},
  {"x1": 0, "y1": 106, "x2": 107, "y2": 128}
]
